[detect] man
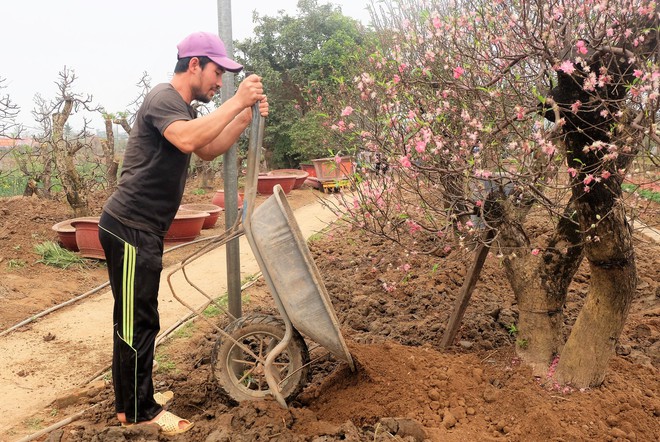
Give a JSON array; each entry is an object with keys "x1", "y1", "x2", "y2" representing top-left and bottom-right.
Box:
[{"x1": 99, "y1": 31, "x2": 268, "y2": 435}]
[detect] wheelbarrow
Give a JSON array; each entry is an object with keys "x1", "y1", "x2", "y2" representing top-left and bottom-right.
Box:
[{"x1": 166, "y1": 104, "x2": 355, "y2": 408}]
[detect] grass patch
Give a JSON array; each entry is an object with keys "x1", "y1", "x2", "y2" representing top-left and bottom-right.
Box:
[
  {"x1": 6, "y1": 259, "x2": 26, "y2": 269},
  {"x1": 23, "y1": 417, "x2": 43, "y2": 431},
  {"x1": 623, "y1": 183, "x2": 660, "y2": 203},
  {"x1": 308, "y1": 232, "x2": 326, "y2": 243},
  {"x1": 173, "y1": 321, "x2": 195, "y2": 339},
  {"x1": 202, "y1": 291, "x2": 251, "y2": 318},
  {"x1": 34, "y1": 241, "x2": 88, "y2": 269},
  {"x1": 154, "y1": 353, "x2": 177, "y2": 374}
]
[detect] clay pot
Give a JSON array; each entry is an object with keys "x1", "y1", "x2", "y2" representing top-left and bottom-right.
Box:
[
  {"x1": 257, "y1": 174, "x2": 297, "y2": 195},
  {"x1": 164, "y1": 209, "x2": 208, "y2": 244},
  {"x1": 311, "y1": 157, "x2": 354, "y2": 180},
  {"x1": 179, "y1": 203, "x2": 222, "y2": 229},
  {"x1": 211, "y1": 190, "x2": 244, "y2": 209},
  {"x1": 299, "y1": 162, "x2": 316, "y2": 178},
  {"x1": 51, "y1": 219, "x2": 79, "y2": 252},
  {"x1": 269, "y1": 169, "x2": 309, "y2": 189},
  {"x1": 70, "y1": 217, "x2": 104, "y2": 260}
]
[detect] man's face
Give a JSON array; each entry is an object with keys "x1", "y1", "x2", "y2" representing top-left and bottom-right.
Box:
[{"x1": 193, "y1": 60, "x2": 224, "y2": 103}]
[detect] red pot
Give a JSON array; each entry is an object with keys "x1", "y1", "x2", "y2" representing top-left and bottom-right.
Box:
[
  {"x1": 179, "y1": 203, "x2": 222, "y2": 229},
  {"x1": 211, "y1": 190, "x2": 244, "y2": 209},
  {"x1": 299, "y1": 162, "x2": 316, "y2": 178},
  {"x1": 257, "y1": 174, "x2": 297, "y2": 195},
  {"x1": 165, "y1": 210, "x2": 208, "y2": 244},
  {"x1": 70, "y1": 217, "x2": 104, "y2": 260},
  {"x1": 311, "y1": 157, "x2": 353, "y2": 180},
  {"x1": 51, "y1": 219, "x2": 79, "y2": 252},
  {"x1": 269, "y1": 169, "x2": 309, "y2": 189}
]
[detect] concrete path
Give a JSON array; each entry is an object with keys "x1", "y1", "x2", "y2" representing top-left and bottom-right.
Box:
[{"x1": 0, "y1": 198, "x2": 339, "y2": 430}]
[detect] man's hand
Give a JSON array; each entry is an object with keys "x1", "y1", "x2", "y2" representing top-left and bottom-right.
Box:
[{"x1": 236, "y1": 74, "x2": 265, "y2": 108}]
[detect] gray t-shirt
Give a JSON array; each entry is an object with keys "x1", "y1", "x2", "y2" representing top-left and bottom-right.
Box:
[{"x1": 104, "y1": 83, "x2": 196, "y2": 236}]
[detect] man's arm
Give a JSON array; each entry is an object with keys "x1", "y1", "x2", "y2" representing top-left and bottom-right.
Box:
[
  {"x1": 195, "y1": 98, "x2": 268, "y2": 161},
  {"x1": 163, "y1": 75, "x2": 265, "y2": 158}
]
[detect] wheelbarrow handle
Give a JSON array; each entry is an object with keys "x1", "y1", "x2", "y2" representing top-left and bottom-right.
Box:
[{"x1": 243, "y1": 102, "x2": 265, "y2": 222}]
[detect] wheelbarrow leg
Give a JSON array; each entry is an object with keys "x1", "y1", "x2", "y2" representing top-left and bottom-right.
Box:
[{"x1": 263, "y1": 320, "x2": 293, "y2": 408}]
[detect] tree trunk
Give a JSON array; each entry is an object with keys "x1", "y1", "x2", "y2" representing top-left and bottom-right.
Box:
[
  {"x1": 102, "y1": 118, "x2": 118, "y2": 189},
  {"x1": 498, "y1": 197, "x2": 583, "y2": 375},
  {"x1": 52, "y1": 99, "x2": 89, "y2": 216},
  {"x1": 555, "y1": 163, "x2": 636, "y2": 387}
]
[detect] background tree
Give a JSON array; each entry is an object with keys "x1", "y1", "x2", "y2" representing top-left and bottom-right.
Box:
[
  {"x1": 100, "y1": 72, "x2": 152, "y2": 190},
  {"x1": 32, "y1": 67, "x2": 102, "y2": 216},
  {"x1": 235, "y1": 0, "x2": 365, "y2": 167},
  {"x1": 0, "y1": 77, "x2": 21, "y2": 138},
  {"x1": 323, "y1": 0, "x2": 659, "y2": 388}
]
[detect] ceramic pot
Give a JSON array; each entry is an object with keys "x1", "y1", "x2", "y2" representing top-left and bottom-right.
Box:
[
  {"x1": 51, "y1": 219, "x2": 79, "y2": 251},
  {"x1": 179, "y1": 203, "x2": 222, "y2": 229},
  {"x1": 311, "y1": 156, "x2": 354, "y2": 180},
  {"x1": 257, "y1": 174, "x2": 297, "y2": 195},
  {"x1": 211, "y1": 190, "x2": 244, "y2": 209},
  {"x1": 164, "y1": 209, "x2": 208, "y2": 244},
  {"x1": 70, "y1": 217, "x2": 104, "y2": 260},
  {"x1": 269, "y1": 169, "x2": 310, "y2": 189},
  {"x1": 299, "y1": 162, "x2": 316, "y2": 178}
]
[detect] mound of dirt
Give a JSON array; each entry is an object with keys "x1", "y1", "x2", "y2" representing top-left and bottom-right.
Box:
[{"x1": 1, "y1": 183, "x2": 659, "y2": 442}]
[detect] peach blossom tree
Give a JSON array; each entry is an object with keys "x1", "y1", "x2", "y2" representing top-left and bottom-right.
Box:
[{"x1": 324, "y1": 0, "x2": 659, "y2": 387}]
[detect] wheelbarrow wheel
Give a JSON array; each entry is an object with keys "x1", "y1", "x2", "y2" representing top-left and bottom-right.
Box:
[{"x1": 211, "y1": 313, "x2": 310, "y2": 404}]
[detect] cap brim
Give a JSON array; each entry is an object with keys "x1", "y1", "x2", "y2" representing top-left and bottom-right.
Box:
[{"x1": 210, "y1": 56, "x2": 243, "y2": 73}]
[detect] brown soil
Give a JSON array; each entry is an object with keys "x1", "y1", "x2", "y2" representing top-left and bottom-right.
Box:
[{"x1": 0, "y1": 180, "x2": 659, "y2": 442}]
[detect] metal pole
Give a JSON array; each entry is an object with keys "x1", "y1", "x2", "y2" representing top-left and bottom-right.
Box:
[{"x1": 218, "y1": 0, "x2": 242, "y2": 319}]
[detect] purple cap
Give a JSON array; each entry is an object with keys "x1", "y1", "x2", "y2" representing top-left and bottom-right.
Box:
[{"x1": 177, "y1": 32, "x2": 243, "y2": 73}]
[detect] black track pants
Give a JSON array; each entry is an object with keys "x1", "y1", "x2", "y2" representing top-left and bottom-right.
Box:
[{"x1": 98, "y1": 211, "x2": 163, "y2": 422}]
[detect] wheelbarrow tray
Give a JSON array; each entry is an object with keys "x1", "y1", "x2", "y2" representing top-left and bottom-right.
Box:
[{"x1": 247, "y1": 185, "x2": 354, "y2": 369}]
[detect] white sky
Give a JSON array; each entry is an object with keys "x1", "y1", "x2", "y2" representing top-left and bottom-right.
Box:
[{"x1": 1, "y1": 0, "x2": 373, "y2": 132}]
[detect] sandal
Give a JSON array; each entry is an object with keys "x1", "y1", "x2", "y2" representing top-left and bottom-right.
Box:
[
  {"x1": 121, "y1": 411, "x2": 194, "y2": 436},
  {"x1": 153, "y1": 390, "x2": 174, "y2": 407},
  {"x1": 153, "y1": 411, "x2": 194, "y2": 436}
]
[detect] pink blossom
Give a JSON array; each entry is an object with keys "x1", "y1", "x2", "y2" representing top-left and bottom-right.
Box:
[
  {"x1": 453, "y1": 66, "x2": 465, "y2": 79},
  {"x1": 571, "y1": 100, "x2": 582, "y2": 113},
  {"x1": 601, "y1": 170, "x2": 611, "y2": 180},
  {"x1": 542, "y1": 143, "x2": 556, "y2": 156},
  {"x1": 334, "y1": 154, "x2": 342, "y2": 164},
  {"x1": 341, "y1": 106, "x2": 354, "y2": 116},
  {"x1": 567, "y1": 167, "x2": 578, "y2": 177},
  {"x1": 576, "y1": 40, "x2": 588, "y2": 54},
  {"x1": 559, "y1": 60, "x2": 576, "y2": 75},
  {"x1": 399, "y1": 156, "x2": 412, "y2": 168},
  {"x1": 393, "y1": 74, "x2": 401, "y2": 84},
  {"x1": 531, "y1": 248, "x2": 540, "y2": 256},
  {"x1": 633, "y1": 69, "x2": 644, "y2": 78},
  {"x1": 432, "y1": 16, "x2": 441, "y2": 29},
  {"x1": 415, "y1": 140, "x2": 427, "y2": 153},
  {"x1": 583, "y1": 174, "x2": 595, "y2": 185},
  {"x1": 406, "y1": 220, "x2": 421, "y2": 235}
]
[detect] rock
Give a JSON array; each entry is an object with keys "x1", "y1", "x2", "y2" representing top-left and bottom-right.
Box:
[
  {"x1": 427, "y1": 389, "x2": 441, "y2": 401},
  {"x1": 380, "y1": 417, "x2": 428, "y2": 441},
  {"x1": 442, "y1": 410, "x2": 457, "y2": 429},
  {"x1": 483, "y1": 387, "x2": 499, "y2": 403}
]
